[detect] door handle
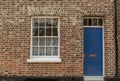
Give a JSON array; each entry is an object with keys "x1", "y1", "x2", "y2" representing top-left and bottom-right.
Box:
[{"x1": 89, "y1": 54, "x2": 96, "y2": 57}]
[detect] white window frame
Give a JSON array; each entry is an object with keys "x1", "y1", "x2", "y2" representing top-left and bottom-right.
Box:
[
  {"x1": 83, "y1": 17, "x2": 104, "y2": 27},
  {"x1": 27, "y1": 16, "x2": 61, "y2": 62}
]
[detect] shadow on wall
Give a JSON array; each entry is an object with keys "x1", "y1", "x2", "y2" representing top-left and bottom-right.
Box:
[
  {"x1": 0, "y1": 77, "x2": 83, "y2": 81},
  {"x1": 25, "y1": 78, "x2": 57, "y2": 81},
  {"x1": 1, "y1": 77, "x2": 120, "y2": 81},
  {"x1": 24, "y1": 78, "x2": 83, "y2": 81}
]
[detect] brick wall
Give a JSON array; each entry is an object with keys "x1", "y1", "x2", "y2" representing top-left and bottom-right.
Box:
[{"x1": 0, "y1": 0, "x2": 115, "y2": 78}]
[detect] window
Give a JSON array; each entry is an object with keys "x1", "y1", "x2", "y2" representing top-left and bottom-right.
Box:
[
  {"x1": 28, "y1": 17, "x2": 61, "y2": 62},
  {"x1": 83, "y1": 17, "x2": 103, "y2": 26}
]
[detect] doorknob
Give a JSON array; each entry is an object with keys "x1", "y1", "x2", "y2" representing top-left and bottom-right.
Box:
[{"x1": 89, "y1": 54, "x2": 96, "y2": 57}]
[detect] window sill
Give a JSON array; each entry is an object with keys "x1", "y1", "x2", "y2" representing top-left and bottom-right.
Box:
[{"x1": 27, "y1": 58, "x2": 61, "y2": 63}]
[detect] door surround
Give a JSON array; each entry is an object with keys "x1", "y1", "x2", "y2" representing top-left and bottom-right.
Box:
[{"x1": 83, "y1": 17, "x2": 104, "y2": 77}]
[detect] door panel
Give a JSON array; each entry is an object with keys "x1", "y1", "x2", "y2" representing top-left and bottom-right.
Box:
[{"x1": 84, "y1": 28, "x2": 103, "y2": 76}]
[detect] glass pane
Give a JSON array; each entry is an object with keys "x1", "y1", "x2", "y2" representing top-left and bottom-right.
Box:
[
  {"x1": 46, "y1": 38, "x2": 51, "y2": 46},
  {"x1": 88, "y1": 19, "x2": 92, "y2": 26},
  {"x1": 46, "y1": 47, "x2": 52, "y2": 56},
  {"x1": 53, "y1": 18, "x2": 58, "y2": 27},
  {"x1": 53, "y1": 38, "x2": 58, "y2": 46},
  {"x1": 33, "y1": 28, "x2": 38, "y2": 36},
  {"x1": 53, "y1": 28, "x2": 58, "y2": 36},
  {"x1": 83, "y1": 18, "x2": 88, "y2": 26},
  {"x1": 53, "y1": 47, "x2": 58, "y2": 56},
  {"x1": 46, "y1": 19, "x2": 52, "y2": 27},
  {"x1": 93, "y1": 19, "x2": 98, "y2": 26},
  {"x1": 39, "y1": 47, "x2": 45, "y2": 56},
  {"x1": 46, "y1": 28, "x2": 52, "y2": 36},
  {"x1": 33, "y1": 38, "x2": 38, "y2": 46},
  {"x1": 32, "y1": 47, "x2": 38, "y2": 56},
  {"x1": 39, "y1": 38, "x2": 45, "y2": 46},
  {"x1": 33, "y1": 18, "x2": 38, "y2": 28},
  {"x1": 99, "y1": 19, "x2": 103, "y2": 26},
  {"x1": 39, "y1": 28, "x2": 45, "y2": 36},
  {"x1": 39, "y1": 18, "x2": 45, "y2": 28}
]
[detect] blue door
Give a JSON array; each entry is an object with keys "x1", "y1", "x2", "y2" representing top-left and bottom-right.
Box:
[{"x1": 84, "y1": 28, "x2": 103, "y2": 76}]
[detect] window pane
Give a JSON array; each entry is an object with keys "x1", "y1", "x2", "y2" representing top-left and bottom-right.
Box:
[
  {"x1": 33, "y1": 28, "x2": 38, "y2": 36},
  {"x1": 33, "y1": 38, "x2": 38, "y2": 46},
  {"x1": 53, "y1": 47, "x2": 58, "y2": 56},
  {"x1": 93, "y1": 19, "x2": 98, "y2": 26},
  {"x1": 53, "y1": 28, "x2": 58, "y2": 36},
  {"x1": 32, "y1": 47, "x2": 38, "y2": 56},
  {"x1": 99, "y1": 19, "x2": 103, "y2": 26},
  {"x1": 46, "y1": 19, "x2": 52, "y2": 27},
  {"x1": 33, "y1": 18, "x2": 38, "y2": 28},
  {"x1": 39, "y1": 28, "x2": 45, "y2": 36},
  {"x1": 53, "y1": 18, "x2": 58, "y2": 27},
  {"x1": 46, "y1": 38, "x2": 51, "y2": 46},
  {"x1": 39, "y1": 18, "x2": 45, "y2": 28},
  {"x1": 88, "y1": 19, "x2": 92, "y2": 26},
  {"x1": 39, "y1": 38, "x2": 45, "y2": 46},
  {"x1": 83, "y1": 18, "x2": 88, "y2": 26},
  {"x1": 53, "y1": 38, "x2": 58, "y2": 46},
  {"x1": 39, "y1": 47, "x2": 45, "y2": 56},
  {"x1": 46, "y1": 47, "x2": 52, "y2": 56},
  {"x1": 46, "y1": 28, "x2": 52, "y2": 36}
]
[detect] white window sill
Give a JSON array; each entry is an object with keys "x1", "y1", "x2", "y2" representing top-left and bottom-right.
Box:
[{"x1": 27, "y1": 58, "x2": 61, "y2": 63}]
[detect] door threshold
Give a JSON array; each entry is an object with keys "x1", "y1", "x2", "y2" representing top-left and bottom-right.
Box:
[{"x1": 84, "y1": 76, "x2": 104, "y2": 81}]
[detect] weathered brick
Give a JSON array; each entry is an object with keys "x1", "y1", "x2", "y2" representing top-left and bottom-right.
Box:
[{"x1": 0, "y1": 0, "x2": 115, "y2": 78}]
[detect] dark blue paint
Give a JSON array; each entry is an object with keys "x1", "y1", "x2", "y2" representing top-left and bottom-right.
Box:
[{"x1": 84, "y1": 28, "x2": 103, "y2": 76}]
